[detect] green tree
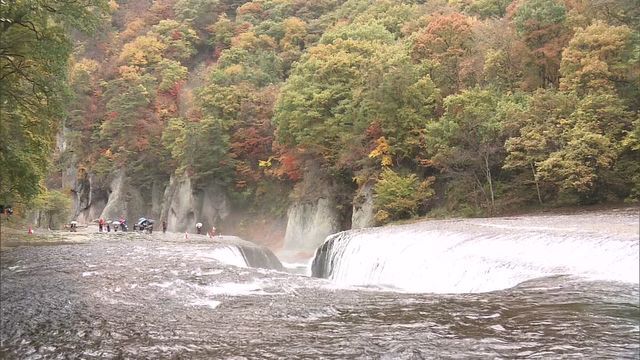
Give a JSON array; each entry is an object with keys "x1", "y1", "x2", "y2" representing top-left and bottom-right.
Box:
[
  {"x1": 503, "y1": 90, "x2": 575, "y2": 203},
  {"x1": 504, "y1": 88, "x2": 634, "y2": 203},
  {"x1": 373, "y1": 168, "x2": 434, "y2": 224},
  {"x1": 208, "y1": 13, "x2": 235, "y2": 50},
  {"x1": 0, "y1": 0, "x2": 109, "y2": 204},
  {"x1": 536, "y1": 128, "x2": 616, "y2": 200},
  {"x1": 560, "y1": 21, "x2": 638, "y2": 105},
  {"x1": 275, "y1": 23, "x2": 439, "y2": 174},
  {"x1": 468, "y1": 0, "x2": 511, "y2": 18},
  {"x1": 31, "y1": 189, "x2": 72, "y2": 229},
  {"x1": 424, "y1": 88, "x2": 509, "y2": 210}
]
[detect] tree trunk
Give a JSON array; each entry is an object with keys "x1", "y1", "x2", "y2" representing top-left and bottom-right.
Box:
[
  {"x1": 484, "y1": 155, "x2": 495, "y2": 211},
  {"x1": 530, "y1": 162, "x2": 543, "y2": 205},
  {"x1": 473, "y1": 173, "x2": 488, "y2": 206}
]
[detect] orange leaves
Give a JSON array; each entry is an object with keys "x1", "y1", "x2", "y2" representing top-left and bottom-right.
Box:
[
  {"x1": 411, "y1": 13, "x2": 477, "y2": 94},
  {"x1": 237, "y1": 2, "x2": 263, "y2": 16},
  {"x1": 365, "y1": 121, "x2": 383, "y2": 141},
  {"x1": 412, "y1": 13, "x2": 474, "y2": 61},
  {"x1": 121, "y1": 19, "x2": 145, "y2": 41},
  {"x1": 155, "y1": 92, "x2": 179, "y2": 118}
]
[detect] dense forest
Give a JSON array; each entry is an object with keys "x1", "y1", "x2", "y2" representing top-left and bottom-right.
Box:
[{"x1": 2, "y1": 0, "x2": 639, "y2": 226}]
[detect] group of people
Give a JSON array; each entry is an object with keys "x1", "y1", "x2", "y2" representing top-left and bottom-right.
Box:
[
  {"x1": 196, "y1": 222, "x2": 217, "y2": 237},
  {"x1": 95, "y1": 217, "x2": 215, "y2": 237},
  {"x1": 98, "y1": 217, "x2": 127, "y2": 232}
]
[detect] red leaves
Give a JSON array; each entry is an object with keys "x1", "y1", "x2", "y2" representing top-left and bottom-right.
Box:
[
  {"x1": 278, "y1": 152, "x2": 302, "y2": 182},
  {"x1": 106, "y1": 111, "x2": 119, "y2": 120},
  {"x1": 365, "y1": 121, "x2": 383, "y2": 142}
]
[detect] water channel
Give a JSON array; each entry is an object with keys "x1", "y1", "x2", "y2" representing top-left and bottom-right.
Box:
[{"x1": 1, "y1": 209, "x2": 638, "y2": 359}]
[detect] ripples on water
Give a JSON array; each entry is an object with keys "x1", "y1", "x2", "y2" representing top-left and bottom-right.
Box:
[{"x1": 1, "y1": 236, "x2": 638, "y2": 359}]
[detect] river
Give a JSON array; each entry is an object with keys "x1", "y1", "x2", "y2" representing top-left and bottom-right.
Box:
[{"x1": 1, "y1": 209, "x2": 638, "y2": 359}]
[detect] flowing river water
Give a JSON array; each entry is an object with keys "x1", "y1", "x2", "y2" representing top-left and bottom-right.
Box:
[{"x1": 1, "y1": 209, "x2": 639, "y2": 359}]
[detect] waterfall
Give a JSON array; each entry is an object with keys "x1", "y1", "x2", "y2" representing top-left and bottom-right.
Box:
[
  {"x1": 200, "y1": 245, "x2": 249, "y2": 268},
  {"x1": 311, "y1": 213, "x2": 639, "y2": 293},
  {"x1": 196, "y1": 240, "x2": 284, "y2": 270}
]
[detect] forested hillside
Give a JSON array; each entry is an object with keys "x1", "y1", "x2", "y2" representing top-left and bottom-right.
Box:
[{"x1": 3, "y1": 0, "x2": 639, "y2": 226}]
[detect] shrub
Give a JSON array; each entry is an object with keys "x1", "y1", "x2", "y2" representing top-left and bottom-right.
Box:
[{"x1": 373, "y1": 168, "x2": 434, "y2": 224}]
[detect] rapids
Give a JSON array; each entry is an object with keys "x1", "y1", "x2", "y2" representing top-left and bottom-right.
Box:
[{"x1": 1, "y1": 209, "x2": 638, "y2": 358}]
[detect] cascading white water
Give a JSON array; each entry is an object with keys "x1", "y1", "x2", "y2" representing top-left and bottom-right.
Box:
[
  {"x1": 198, "y1": 245, "x2": 248, "y2": 268},
  {"x1": 313, "y1": 211, "x2": 639, "y2": 293}
]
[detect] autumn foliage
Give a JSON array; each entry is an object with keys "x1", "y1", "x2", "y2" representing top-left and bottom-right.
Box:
[{"x1": 39, "y1": 0, "x2": 639, "y2": 221}]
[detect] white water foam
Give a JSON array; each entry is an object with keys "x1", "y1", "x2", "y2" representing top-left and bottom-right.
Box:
[
  {"x1": 317, "y1": 219, "x2": 639, "y2": 293},
  {"x1": 197, "y1": 245, "x2": 248, "y2": 268},
  {"x1": 198, "y1": 281, "x2": 271, "y2": 296},
  {"x1": 189, "y1": 299, "x2": 222, "y2": 309}
]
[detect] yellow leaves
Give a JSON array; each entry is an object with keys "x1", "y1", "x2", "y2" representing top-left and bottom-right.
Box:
[
  {"x1": 73, "y1": 58, "x2": 99, "y2": 74},
  {"x1": 70, "y1": 58, "x2": 99, "y2": 86},
  {"x1": 102, "y1": 148, "x2": 113, "y2": 160},
  {"x1": 560, "y1": 21, "x2": 634, "y2": 95},
  {"x1": 224, "y1": 64, "x2": 244, "y2": 77},
  {"x1": 108, "y1": 0, "x2": 119, "y2": 11},
  {"x1": 282, "y1": 17, "x2": 307, "y2": 49},
  {"x1": 119, "y1": 35, "x2": 167, "y2": 66},
  {"x1": 121, "y1": 19, "x2": 145, "y2": 41},
  {"x1": 283, "y1": 17, "x2": 306, "y2": 34},
  {"x1": 258, "y1": 157, "x2": 274, "y2": 168},
  {"x1": 368, "y1": 136, "x2": 393, "y2": 167},
  {"x1": 232, "y1": 31, "x2": 260, "y2": 50},
  {"x1": 258, "y1": 34, "x2": 277, "y2": 49},
  {"x1": 374, "y1": 209, "x2": 391, "y2": 224}
]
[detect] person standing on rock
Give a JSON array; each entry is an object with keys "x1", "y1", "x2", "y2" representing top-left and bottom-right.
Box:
[
  {"x1": 196, "y1": 222, "x2": 203, "y2": 234},
  {"x1": 162, "y1": 220, "x2": 167, "y2": 234},
  {"x1": 208, "y1": 225, "x2": 216, "y2": 238},
  {"x1": 98, "y1": 218, "x2": 105, "y2": 232}
]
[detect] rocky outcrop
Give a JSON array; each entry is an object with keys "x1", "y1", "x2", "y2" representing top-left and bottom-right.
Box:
[
  {"x1": 100, "y1": 170, "x2": 146, "y2": 223},
  {"x1": 66, "y1": 163, "x2": 353, "y2": 254},
  {"x1": 351, "y1": 182, "x2": 375, "y2": 229},
  {"x1": 160, "y1": 175, "x2": 230, "y2": 233},
  {"x1": 282, "y1": 198, "x2": 341, "y2": 254},
  {"x1": 72, "y1": 170, "x2": 108, "y2": 224},
  {"x1": 150, "y1": 181, "x2": 164, "y2": 220}
]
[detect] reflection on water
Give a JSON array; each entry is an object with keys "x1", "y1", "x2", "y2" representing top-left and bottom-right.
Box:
[{"x1": 1, "y1": 237, "x2": 638, "y2": 359}]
